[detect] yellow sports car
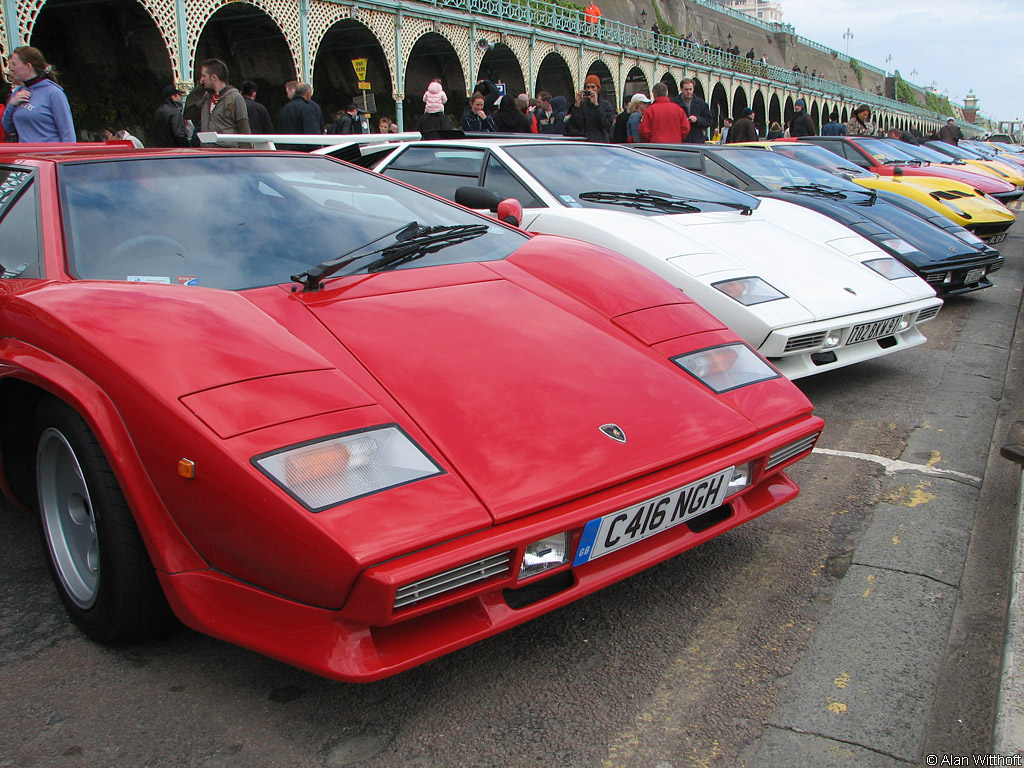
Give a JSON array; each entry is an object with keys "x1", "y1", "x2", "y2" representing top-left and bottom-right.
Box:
[
  {"x1": 910, "y1": 141, "x2": 1024, "y2": 187},
  {"x1": 743, "y1": 141, "x2": 1015, "y2": 239}
]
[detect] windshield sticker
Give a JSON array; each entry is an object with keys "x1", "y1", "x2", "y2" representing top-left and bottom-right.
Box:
[
  {"x1": 559, "y1": 194, "x2": 582, "y2": 208},
  {"x1": 177, "y1": 276, "x2": 199, "y2": 286},
  {"x1": 128, "y1": 276, "x2": 172, "y2": 284}
]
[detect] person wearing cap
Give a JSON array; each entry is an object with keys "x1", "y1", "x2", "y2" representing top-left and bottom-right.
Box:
[
  {"x1": 638, "y1": 82, "x2": 690, "y2": 144},
  {"x1": 788, "y1": 97, "x2": 816, "y2": 137},
  {"x1": 938, "y1": 118, "x2": 963, "y2": 146},
  {"x1": 672, "y1": 77, "x2": 713, "y2": 144},
  {"x1": 565, "y1": 74, "x2": 615, "y2": 142},
  {"x1": 626, "y1": 93, "x2": 651, "y2": 143},
  {"x1": 727, "y1": 107, "x2": 758, "y2": 143},
  {"x1": 150, "y1": 83, "x2": 189, "y2": 147}
]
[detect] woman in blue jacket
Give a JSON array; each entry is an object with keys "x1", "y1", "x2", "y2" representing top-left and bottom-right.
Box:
[{"x1": 2, "y1": 47, "x2": 76, "y2": 143}]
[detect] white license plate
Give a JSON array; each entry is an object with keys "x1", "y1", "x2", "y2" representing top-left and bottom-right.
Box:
[
  {"x1": 573, "y1": 466, "x2": 734, "y2": 565},
  {"x1": 847, "y1": 315, "x2": 902, "y2": 345},
  {"x1": 965, "y1": 267, "x2": 985, "y2": 284},
  {"x1": 989, "y1": 233, "x2": 1007, "y2": 244}
]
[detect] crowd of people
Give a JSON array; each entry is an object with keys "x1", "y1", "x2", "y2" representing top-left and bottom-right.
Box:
[{"x1": 1, "y1": 46, "x2": 971, "y2": 151}]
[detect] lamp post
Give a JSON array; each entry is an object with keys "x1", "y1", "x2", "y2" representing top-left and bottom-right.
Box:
[
  {"x1": 843, "y1": 27, "x2": 853, "y2": 55},
  {"x1": 727, "y1": 33, "x2": 733, "y2": 49},
  {"x1": 885, "y1": 54, "x2": 894, "y2": 76},
  {"x1": 639, "y1": 9, "x2": 646, "y2": 28}
]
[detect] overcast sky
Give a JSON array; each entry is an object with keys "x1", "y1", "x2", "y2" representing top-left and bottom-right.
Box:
[{"x1": 777, "y1": 0, "x2": 1024, "y2": 123}]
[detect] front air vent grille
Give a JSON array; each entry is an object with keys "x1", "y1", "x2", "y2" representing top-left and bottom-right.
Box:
[
  {"x1": 917, "y1": 305, "x2": 941, "y2": 322},
  {"x1": 925, "y1": 273, "x2": 947, "y2": 285},
  {"x1": 394, "y1": 552, "x2": 512, "y2": 609},
  {"x1": 766, "y1": 433, "x2": 820, "y2": 470},
  {"x1": 784, "y1": 331, "x2": 828, "y2": 353}
]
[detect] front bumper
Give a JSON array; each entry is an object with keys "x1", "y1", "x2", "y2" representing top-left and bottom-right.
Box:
[
  {"x1": 158, "y1": 415, "x2": 823, "y2": 682},
  {"x1": 760, "y1": 296, "x2": 943, "y2": 379}
]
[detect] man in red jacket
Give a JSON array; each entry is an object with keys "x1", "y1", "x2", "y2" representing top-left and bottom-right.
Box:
[{"x1": 638, "y1": 82, "x2": 690, "y2": 143}]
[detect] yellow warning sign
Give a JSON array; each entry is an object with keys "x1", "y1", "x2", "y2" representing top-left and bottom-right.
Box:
[
  {"x1": 358, "y1": 81, "x2": 371, "y2": 90},
  {"x1": 352, "y1": 58, "x2": 368, "y2": 81}
]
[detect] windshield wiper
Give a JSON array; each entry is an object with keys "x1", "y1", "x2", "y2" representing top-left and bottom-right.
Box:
[
  {"x1": 780, "y1": 184, "x2": 847, "y2": 199},
  {"x1": 292, "y1": 222, "x2": 490, "y2": 291},
  {"x1": 292, "y1": 220, "x2": 423, "y2": 292},
  {"x1": 579, "y1": 188, "x2": 752, "y2": 215},
  {"x1": 360, "y1": 224, "x2": 490, "y2": 273}
]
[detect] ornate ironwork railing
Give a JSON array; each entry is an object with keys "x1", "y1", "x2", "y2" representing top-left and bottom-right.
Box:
[{"x1": 423, "y1": 0, "x2": 954, "y2": 123}]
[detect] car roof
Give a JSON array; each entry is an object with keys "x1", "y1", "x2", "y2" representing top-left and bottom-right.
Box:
[{"x1": 0, "y1": 143, "x2": 308, "y2": 164}]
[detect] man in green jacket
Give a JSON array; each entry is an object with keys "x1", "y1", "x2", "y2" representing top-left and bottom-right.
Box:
[{"x1": 198, "y1": 58, "x2": 251, "y2": 147}]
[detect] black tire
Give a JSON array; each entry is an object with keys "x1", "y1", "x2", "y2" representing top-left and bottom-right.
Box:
[{"x1": 33, "y1": 397, "x2": 175, "y2": 643}]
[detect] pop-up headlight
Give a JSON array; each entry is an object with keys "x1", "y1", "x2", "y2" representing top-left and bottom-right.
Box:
[
  {"x1": 254, "y1": 426, "x2": 442, "y2": 511},
  {"x1": 673, "y1": 343, "x2": 780, "y2": 393},
  {"x1": 879, "y1": 238, "x2": 918, "y2": 255},
  {"x1": 713, "y1": 277, "x2": 787, "y2": 305},
  {"x1": 864, "y1": 257, "x2": 915, "y2": 280}
]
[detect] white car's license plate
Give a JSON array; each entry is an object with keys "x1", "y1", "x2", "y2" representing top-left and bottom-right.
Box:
[
  {"x1": 965, "y1": 267, "x2": 985, "y2": 284},
  {"x1": 573, "y1": 466, "x2": 734, "y2": 565},
  {"x1": 847, "y1": 315, "x2": 902, "y2": 345},
  {"x1": 989, "y1": 233, "x2": 1007, "y2": 244}
]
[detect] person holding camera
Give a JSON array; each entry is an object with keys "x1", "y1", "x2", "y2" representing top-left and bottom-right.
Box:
[{"x1": 564, "y1": 75, "x2": 615, "y2": 142}]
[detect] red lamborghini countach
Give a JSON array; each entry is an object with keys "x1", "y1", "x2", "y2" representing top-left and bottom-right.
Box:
[{"x1": 0, "y1": 144, "x2": 822, "y2": 681}]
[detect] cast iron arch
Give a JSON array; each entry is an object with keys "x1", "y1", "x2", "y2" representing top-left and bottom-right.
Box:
[
  {"x1": 405, "y1": 32, "x2": 466, "y2": 124},
  {"x1": 193, "y1": 3, "x2": 295, "y2": 121},
  {"x1": 536, "y1": 51, "x2": 573, "y2": 103},
  {"x1": 312, "y1": 19, "x2": 393, "y2": 126},
  {"x1": 623, "y1": 66, "x2": 650, "y2": 105},
  {"x1": 477, "y1": 42, "x2": 525, "y2": 99},
  {"x1": 30, "y1": 0, "x2": 176, "y2": 139}
]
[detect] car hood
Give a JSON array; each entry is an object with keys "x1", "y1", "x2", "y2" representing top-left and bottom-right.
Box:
[
  {"x1": 301, "y1": 259, "x2": 762, "y2": 522},
  {"x1": 888, "y1": 164, "x2": 1015, "y2": 194},
  {"x1": 14, "y1": 261, "x2": 781, "y2": 527},
  {"x1": 524, "y1": 204, "x2": 927, "y2": 321}
]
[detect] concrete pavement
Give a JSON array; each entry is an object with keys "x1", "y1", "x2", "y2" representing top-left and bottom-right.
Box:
[{"x1": 749, "y1": 225, "x2": 1024, "y2": 766}]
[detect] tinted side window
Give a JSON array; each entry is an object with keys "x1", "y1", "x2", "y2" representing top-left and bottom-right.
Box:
[
  {"x1": 0, "y1": 170, "x2": 42, "y2": 279},
  {"x1": 482, "y1": 156, "x2": 544, "y2": 207},
  {"x1": 840, "y1": 143, "x2": 871, "y2": 167},
  {"x1": 703, "y1": 157, "x2": 749, "y2": 189},
  {"x1": 383, "y1": 147, "x2": 485, "y2": 200}
]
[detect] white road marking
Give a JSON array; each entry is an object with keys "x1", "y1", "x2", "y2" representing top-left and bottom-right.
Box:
[{"x1": 813, "y1": 447, "x2": 982, "y2": 484}]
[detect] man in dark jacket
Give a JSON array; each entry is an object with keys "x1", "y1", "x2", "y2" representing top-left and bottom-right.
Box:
[
  {"x1": 241, "y1": 80, "x2": 274, "y2": 135},
  {"x1": 564, "y1": 74, "x2": 615, "y2": 142},
  {"x1": 788, "y1": 98, "x2": 816, "y2": 137},
  {"x1": 727, "y1": 108, "x2": 758, "y2": 143},
  {"x1": 672, "y1": 78, "x2": 713, "y2": 143},
  {"x1": 938, "y1": 119, "x2": 963, "y2": 145},
  {"x1": 278, "y1": 82, "x2": 321, "y2": 150},
  {"x1": 150, "y1": 84, "x2": 189, "y2": 147},
  {"x1": 821, "y1": 111, "x2": 845, "y2": 136}
]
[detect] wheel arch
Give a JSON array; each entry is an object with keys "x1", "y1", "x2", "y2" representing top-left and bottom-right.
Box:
[{"x1": 0, "y1": 339, "x2": 207, "y2": 574}]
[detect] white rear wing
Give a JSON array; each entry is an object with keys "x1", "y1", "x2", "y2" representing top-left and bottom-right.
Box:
[{"x1": 196, "y1": 132, "x2": 423, "y2": 151}]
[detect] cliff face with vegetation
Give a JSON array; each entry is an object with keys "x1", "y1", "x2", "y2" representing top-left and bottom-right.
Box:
[{"x1": 590, "y1": 0, "x2": 887, "y2": 95}]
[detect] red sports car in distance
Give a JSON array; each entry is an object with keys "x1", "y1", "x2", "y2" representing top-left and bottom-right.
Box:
[{"x1": 0, "y1": 144, "x2": 822, "y2": 681}]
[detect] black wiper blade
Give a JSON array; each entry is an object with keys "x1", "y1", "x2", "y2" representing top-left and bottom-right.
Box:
[
  {"x1": 579, "y1": 189, "x2": 700, "y2": 213},
  {"x1": 780, "y1": 184, "x2": 847, "y2": 199},
  {"x1": 361, "y1": 224, "x2": 490, "y2": 273},
  {"x1": 579, "y1": 188, "x2": 752, "y2": 215},
  {"x1": 292, "y1": 220, "x2": 423, "y2": 292}
]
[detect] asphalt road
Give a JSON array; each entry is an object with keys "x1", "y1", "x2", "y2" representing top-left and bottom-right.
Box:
[{"x1": 2, "y1": 222, "x2": 1022, "y2": 768}]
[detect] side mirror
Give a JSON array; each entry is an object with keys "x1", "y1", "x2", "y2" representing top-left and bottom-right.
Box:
[
  {"x1": 893, "y1": 165, "x2": 903, "y2": 176},
  {"x1": 455, "y1": 186, "x2": 501, "y2": 211},
  {"x1": 497, "y1": 198, "x2": 523, "y2": 228}
]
